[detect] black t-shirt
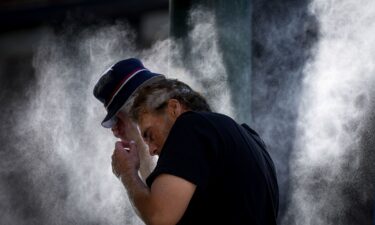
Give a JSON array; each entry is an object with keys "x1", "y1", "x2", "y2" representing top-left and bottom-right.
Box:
[{"x1": 146, "y1": 111, "x2": 279, "y2": 225}]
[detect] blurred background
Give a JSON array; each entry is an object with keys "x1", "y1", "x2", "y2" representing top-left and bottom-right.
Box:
[{"x1": 1, "y1": 0, "x2": 375, "y2": 225}]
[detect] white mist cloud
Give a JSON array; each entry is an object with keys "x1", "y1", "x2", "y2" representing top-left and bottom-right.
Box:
[
  {"x1": 140, "y1": 6, "x2": 233, "y2": 116},
  {"x1": 4, "y1": 9, "x2": 232, "y2": 225},
  {"x1": 287, "y1": 0, "x2": 375, "y2": 224}
]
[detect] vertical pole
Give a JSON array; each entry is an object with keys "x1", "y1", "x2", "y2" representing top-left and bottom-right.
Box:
[{"x1": 169, "y1": 0, "x2": 252, "y2": 124}]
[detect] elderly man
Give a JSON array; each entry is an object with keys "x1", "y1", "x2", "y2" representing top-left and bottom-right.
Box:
[{"x1": 93, "y1": 58, "x2": 279, "y2": 225}]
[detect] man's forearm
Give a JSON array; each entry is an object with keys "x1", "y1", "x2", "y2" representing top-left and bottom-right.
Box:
[{"x1": 120, "y1": 171, "x2": 155, "y2": 225}]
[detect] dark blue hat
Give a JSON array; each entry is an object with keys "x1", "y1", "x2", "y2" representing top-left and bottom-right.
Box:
[{"x1": 93, "y1": 58, "x2": 164, "y2": 128}]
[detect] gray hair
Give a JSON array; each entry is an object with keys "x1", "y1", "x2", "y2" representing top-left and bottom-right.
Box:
[
  {"x1": 129, "y1": 78, "x2": 211, "y2": 121},
  {"x1": 119, "y1": 94, "x2": 136, "y2": 114},
  {"x1": 119, "y1": 76, "x2": 166, "y2": 115}
]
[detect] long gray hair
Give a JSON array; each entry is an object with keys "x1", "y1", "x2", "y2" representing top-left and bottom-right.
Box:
[{"x1": 127, "y1": 78, "x2": 211, "y2": 121}]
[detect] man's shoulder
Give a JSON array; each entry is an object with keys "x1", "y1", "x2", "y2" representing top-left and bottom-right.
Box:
[
  {"x1": 178, "y1": 111, "x2": 233, "y2": 122},
  {"x1": 175, "y1": 111, "x2": 236, "y2": 134}
]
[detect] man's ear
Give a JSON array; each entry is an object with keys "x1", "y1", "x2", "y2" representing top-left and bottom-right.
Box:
[{"x1": 166, "y1": 99, "x2": 183, "y2": 120}]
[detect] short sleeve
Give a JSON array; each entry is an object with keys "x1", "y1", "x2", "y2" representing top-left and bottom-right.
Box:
[{"x1": 146, "y1": 112, "x2": 217, "y2": 189}]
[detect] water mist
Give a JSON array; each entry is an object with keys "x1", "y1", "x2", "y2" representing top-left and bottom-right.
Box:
[
  {"x1": 0, "y1": 9, "x2": 232, "y2": 225},
  {"x1": 285, "y1": 0, "x2": 375, "y2": 224}
]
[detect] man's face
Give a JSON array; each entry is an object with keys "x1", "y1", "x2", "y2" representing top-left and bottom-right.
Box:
[
  {"x1": 111, "y1": 112, "x2": 139, "y2": 142},
  {"x1": 138, "y1": 111, "x2": 175, "y2": 156},
  {"x1": 112, "y1": 99, "x2": 185, "y2": 156}
]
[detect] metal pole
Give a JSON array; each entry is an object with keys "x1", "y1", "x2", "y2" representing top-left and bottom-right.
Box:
[{"x1": 170, "y1": 0, "x2": 252, "y2": 124}]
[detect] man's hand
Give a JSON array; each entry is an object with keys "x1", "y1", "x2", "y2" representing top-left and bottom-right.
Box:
[
  {"x1": 111, "y1": 113, "x2": 140, "y2": 142},
  {"x1": 111, "y1": 142, "x2": 196, "y2": 225},
  {"x1": 112, "y1": 140, "x2": 140, "y2": 178},
  {"x1": 111, "y1": 111, "x2": 156, "y2": 181}
]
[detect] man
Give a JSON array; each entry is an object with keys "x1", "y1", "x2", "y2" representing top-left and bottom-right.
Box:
[{"x1": 93, "y1": 58, "x2": 279, "y2": 225}]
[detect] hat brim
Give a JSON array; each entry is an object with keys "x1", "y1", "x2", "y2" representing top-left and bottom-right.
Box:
[{"x1": 100, "y1": 74, "x2": 165, "y2": 128}]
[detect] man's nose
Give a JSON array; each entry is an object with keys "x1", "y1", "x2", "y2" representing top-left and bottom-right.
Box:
[
  {"x1": 148, "y1": 143, "x2": 158, "y2": 156},
  {"x1": 112, "y1": 121, "x2": 127, "y2": 137},
  {"x1": 111, "y1": 124, "x2": 120, "y2": 138}
]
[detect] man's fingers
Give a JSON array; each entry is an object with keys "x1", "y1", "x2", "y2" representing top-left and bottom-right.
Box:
[
  {"x1": 129, "y1": 140, "x2": 136, "y2": 147},
  {"x1": 111, "y1": 140, "x2": 137, "y2": 178},
  {"x1": 115, "y1": 140, "x2": 135, "y2": 152},
  {"x1": 111, "y1": 153, "x2": 119, "y2": 177},
  {"x1": 115, "y1": 141, "x2": 124, "y2": 149},
  {"x1": 115, "y1": 141, "x2": 129, "y2": 150},
  {"x1": 112, "y1": 150, "x2": 125, "y2": 178},
  {"x1": 112, "y1": 163, "x2": 118, "y2": 177}
]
